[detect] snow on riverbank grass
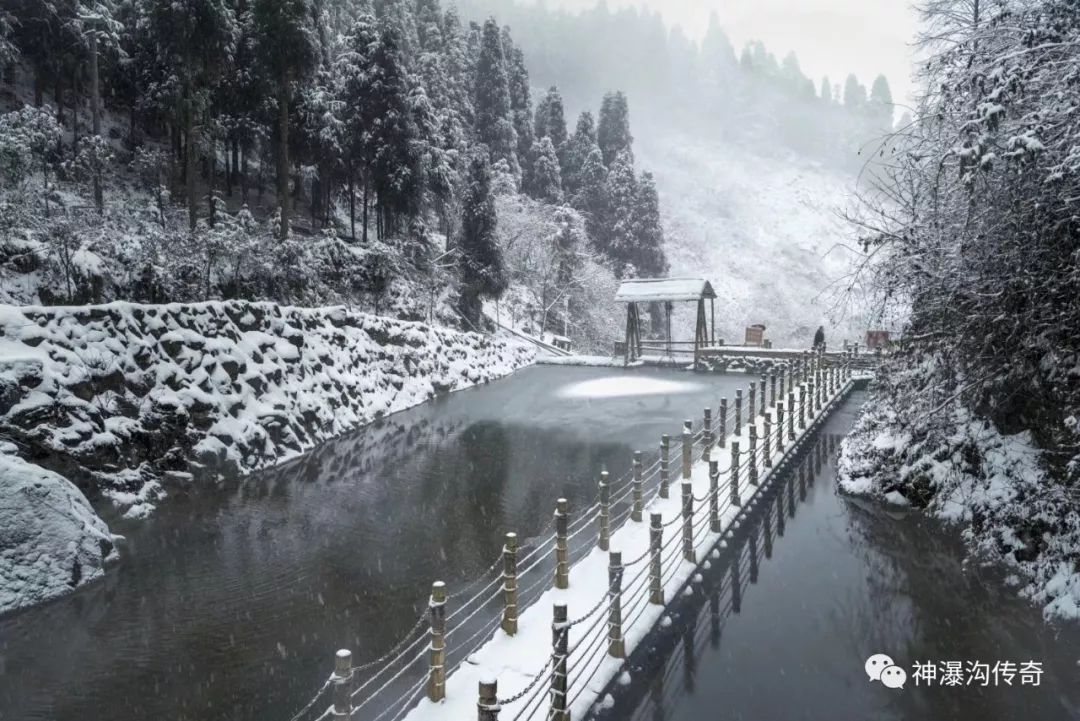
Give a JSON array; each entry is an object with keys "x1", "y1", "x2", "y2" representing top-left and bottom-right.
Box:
[
  {"x1": 398, "y1": 375, "x2": 853, "y2": 721},
  {"x1": 839, "y1": 380, "x2": 1080, "y2": 622},
  {"x1": 0, "y1": 448, "x2": 119, "y2": 614}
]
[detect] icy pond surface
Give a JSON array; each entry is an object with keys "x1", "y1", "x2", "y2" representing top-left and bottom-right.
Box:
[
  {"x1": 610, "y1": 392, "x2": 1080, "y2": 721},
  {"x1": 2, "y1": 374, "x2": 1078, "y2": 721}
]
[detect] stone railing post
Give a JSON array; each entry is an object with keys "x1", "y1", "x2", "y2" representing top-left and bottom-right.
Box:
[
  {"x1": 779, "y1": 365, "x2": 786, "y2": 401},
  {"x1": 681, "y1": 420, "x2": 693, "y2": 479},
  {"x1": 709, "y1": 460, "x2": 720, "y2": 532},
  {"x1": 769, "y1": 372, "x2": 777, "y2": 408},
  {"x1": 608, "y1": 551, "x2": 625, "y2": 658},
  {"x1": 478, "y1": 679, "x2": 499, "y2": 721},
  {"x1": 702, "y1": 407, "x2": 713, "y2": 462},
  {"x1": 759, "y1": 376, "x2": 767, "y2": 416},
  {"x1": 660, "y1": 434, "x2": 670, "y2": 499},
  {"x1": 649, "y1": 513, "x2": 664, "y2": 604},
  {"x1": 763, "y1": 412, "x2": 772, "y2": 468},
  {"x1": 598, "y1": 471, "x2": 610, "y2": 552},
  {"x1": 748, "y1": 384, "x2": 756, "y2": 425},
  {"x1": 554, "y1": 499, "x2": 569, "y2": 589},
  {"x1": 502, "y1": 533, "x2": 518, "y2": 635},
  {"x1": 550, "y1": 604, "x2": 569, "y2": 721},
  {"x1": 748, "y1": 425, "x2": 758, "y2": 486},
  {"x1": 718, "y1": 397, "x2": 728, "y2": 448},
  {"x1": 427, "y1": 581, "x2": 447, "y2": 702},
  {"x1": 808, "y1": 379, "x2": 816, "y2": 418},
  {"x1": 730, "y1": 441, "x2": 741, "y2": 507},
  {"x1": 333, "y1": 650, "x2": 353, "y2": 719},
  {"x1": 631, "y1": 451, "x2": 643, "y2": 522},
  {"x1": 681, "y1": 480, "x2": 695, "y2": 563},
  {"x1": 734, "y1": 390, "x2": 743, "y2": 437},
  {"x1": 799, "y1": 385, "x2": 807, "y2": 429},
  {"x1": 776, "y1": 402, "x2": 785, "y2": 453},
  {"x1": 787, "y1": 391, "x2": 796, "y2": 440}
]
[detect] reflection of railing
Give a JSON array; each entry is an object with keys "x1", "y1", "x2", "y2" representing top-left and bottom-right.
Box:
[{"x1": 285, "y1": 350, "x2": 856, "y2": 721}]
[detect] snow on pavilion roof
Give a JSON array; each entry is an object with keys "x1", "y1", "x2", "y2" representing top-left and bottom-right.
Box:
[{"x1": 614, "y1": 278, "x2": 716, "y2": 303}]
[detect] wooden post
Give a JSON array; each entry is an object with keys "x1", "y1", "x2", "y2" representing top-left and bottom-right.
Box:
[
  {"x1": 776, "y1": 402, "x2": 785, "y2": 453},
  {"x1": 709, "y1": 460, "x2": 720, "y2": 532},
  {"x1": 798, "y1": 386, "x2": 807, "y2": 430},
  {"x1": 598, "y1": 471, "x2": 610, "y2": 552},
  {"x1": 802, "y1": 350, "x2": 810, "y2": 382},
  {"x1": 747, "y1": 384, "x2": 755, "y2": 425},
  {"x1": 427, "y1": 581, "x2": 447, "y2": 702},
  {"x1": 681, "y1": 480, "x2": 695, "y2": 563},
  {"x1": 681, "y1": 420, "x2": 693, "y2": 479},
  {"x1": 779, "y1": 365, "x2": 786, "y2": 401},
  {"x1": 763, "y1": 412, "x2": 772, "y2": 468},
  {"x1": 718, "y1": 397, "x2": 728, "y2": 448},
  {"x1": 702, "y1": 407, "x2": 713, "y2": 462},
  {"x1": 502, "y1": 533, "x2": 518, "y2": 635},
  {"x1": 748, "y1": 425, "x2": 758, "y2": 486},
  {"x1": 649, "y1": 513, "x2": 664, "y2": 604},
  {"x1": 554, "y1": 499, "x2": 569, "y2": 590},
  {"x1": 478, "y1": 679, "x2": 499, "y2": 721},
  {"x1": 787, "y1": 391, "x2": 796, "y2": 440},
  {"x1": 734, "y1": 390, "x2": 743, "y2": 437},
  {"x1": 333, "y1": 650, "x2": 353, "y2": 719},
  {"x1": 759, "y1": 376, "x2": 767, "y2": 416},
  {"x1": 551, "y1": 603, "x2": 570, "y2": 721},
  {"x1": 660, "y1": 434, "x2": 670, "y2": 499},
  {"x1": 730, "y1": 441, "x2": 741, "y2": 507},
  {"x1": 631, "y1": 451, "x2": 643, "y2": 522},
  {"x1": 608, "y1": 551, "x2": 625, "y2": 658},
  {"x1": 808, "y1": 380, "x2": 816, "y2": 418},
  {"x1": 769, "y1": 372, "x2": 777, "y2": 408}
]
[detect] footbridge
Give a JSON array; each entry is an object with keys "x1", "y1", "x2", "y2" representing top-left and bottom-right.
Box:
[{"x1": 286, "y1": 351, "x2": 859, "y2": 721}]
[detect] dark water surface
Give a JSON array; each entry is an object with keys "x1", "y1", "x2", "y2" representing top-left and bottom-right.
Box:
[
  {"x1": 0, "y1": 365, "x2": 746, "y2": 721},
  {"x1": 604, "y1": 391, "x2": 1080, "y2": 721}
]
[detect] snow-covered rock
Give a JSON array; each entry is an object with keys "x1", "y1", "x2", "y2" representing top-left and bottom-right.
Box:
[
  {"x1": 0, "y1": 451, "x2": 118, "y2": 614},
  {"x1": 0, "y1": 301, "x2": 535, "y2": 519}
]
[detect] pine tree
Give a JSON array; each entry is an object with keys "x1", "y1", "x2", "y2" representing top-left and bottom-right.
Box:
[
  {"x1": 253, "y1": 0, "x2": 319, "y2": 239},
  {"x1": 414, "y1": 0, "x2": 444, "y2": 53},
  {"x1": 563, "y1": 111, "x2": 597, "y2": 199},
  {"x1": 534, "y1": 87, "x2": 567, "y2": 150},
  {"x1": 603, "y1": 149, "x2": 637, "y2": 274},
  {"x1": 630, "y1": 171, "x2": 667, "y2": 277},
  {"x1": 473, "y1": 17, "x2": 518, "y2": 175},
  {"x1": 502, "y1": 28, "x2": 534, "y2": 177},
  {"x1": 529, "y1": 136, "x2": 563, "y2": 204},
  {"x1": 843, "y1": 74, "x2": 867, "y2": 110},
  {"x1": 458, "y1": 150, "x2": 507, "y2": 326},
  {"x1": 597, "y1": 91, "x2": 632, "y2": 167},
  {"x1": 572, "y1": 146, "x2": 609, "y2": 245},
  {"x1": 869, "y1": 74, "x2": 894, "y2": 127},
  {"x1": 820, "y1": 76, "x2": 832, "y2": 103}
]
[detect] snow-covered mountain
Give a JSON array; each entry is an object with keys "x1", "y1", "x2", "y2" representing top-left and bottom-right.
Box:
[{"x1": 636, "y1": 125, "x2": 871, "y2": 348}]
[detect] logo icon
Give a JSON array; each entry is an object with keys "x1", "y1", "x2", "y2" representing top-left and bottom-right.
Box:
[{"x1": 866, "y1": 653, "x2": 905, "y2": 690}]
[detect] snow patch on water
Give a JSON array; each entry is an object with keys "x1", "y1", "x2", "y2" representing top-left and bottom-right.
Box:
[{"x1": 557, "y1": 375, "x2": 704, "y2": 400}]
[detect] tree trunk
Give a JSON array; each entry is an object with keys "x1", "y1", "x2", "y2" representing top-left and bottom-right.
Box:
[
  {"x1": 241, "y1": 144, "x2": 248, "y2": 204},
  {"x1": 71, "y1": 66, "x2": 80, "y2": 156},
  {"x1": 361, "y1": 172, "x2": 369, "y2": 244},
  {"x1": 348, "y1": 171, "x2": 355, "y2": 240},
  {"x1": 277, "y1": 73, "x2": 290, "y2": 241},
  {"x1": 90, "y1": 33, "x2": 103, "y2": 213},
  {"x1": 184, "y1": 75, "x2": 197, "y2": 232}
]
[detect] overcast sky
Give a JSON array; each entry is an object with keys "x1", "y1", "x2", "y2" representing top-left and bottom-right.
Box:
[{"x1": 528, "y1": 0, "x2": 919, "y2": 105}]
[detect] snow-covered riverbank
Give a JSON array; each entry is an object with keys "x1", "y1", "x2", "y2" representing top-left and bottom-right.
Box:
[
  {"x1": 838, "y1": 375, "x2": 1080, "y2": 622},
  {"x1": 0, "y1": 301, "x2": 534, "y2": 614}
]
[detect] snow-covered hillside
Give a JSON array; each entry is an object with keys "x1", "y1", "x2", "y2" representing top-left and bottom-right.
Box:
[{"x1": 637, "y1": 127, "x2": 869, "y2": 348}]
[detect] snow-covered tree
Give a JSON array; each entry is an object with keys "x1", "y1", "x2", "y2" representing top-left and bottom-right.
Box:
[
  {"x1": 597, "y1": 91, "x2": 632, "y2": 167},
  {"x1": 458, "y1": 149, "x2": 506, "y2": 326},
  {"x1": 473, "y1": 18, "x2": 517, "y2": 175},
  {"x1": 528, "y1": 136, "x2": 562, "y2": 205}
]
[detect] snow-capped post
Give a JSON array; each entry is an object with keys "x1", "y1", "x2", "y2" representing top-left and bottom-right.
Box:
[
  {"x1": 332, "y1": 649, "x2": 353, "y2": 718},
  {"x1": 763, "y1": 412, "x2": 772, "y2": 468},
  {"x1": 808, "y1": 379, "x2": 816, "y2": 417},
  {"x1": 759, "y1": 376, "x2": 767, "y2": 416},
  {"x1": 478, "y1": 679, "x2": 499, "y2": 721},
  {"x1": 427, "y1": 581, "x2": 447, "y2": 702},
  {"x1": 631, "y1": 451, "x2": 644, "y2": 522},
  {"x1": 798, "y1": 386, "x2": 807, "y2": 429},
  {"x1": 502, "y1": 532, "x2": 518, "y2": 636},
  {"x1": 779, "y1": 365, "x2": 786, "y2": 401},
  {"x1": 681, "y1": 480, "x2": 695, "y2": 563},
  {"x1": 718, "y1": 398, "x2": 728, "y2": 448},
  {"x1": 776, "y1": 402, "x2": 785, "y2": 452},
  {"x1": 608, "y1": 551, "x2": 625, "y2": 658},
  {"x1": 748, "y1": 425, "x2": 758, "y2": 486},
  {"x1": 730, "y1": 442, "x2": 741, "y2": 507},
  {"x1": 747, "y1": 385, "x2": 755, "y2": 426},
  {"x1": 598, "y1": 471, "x2": 611, "y2": 552},
  {"x1": 770, "y1": 372, "x2": 777, "y2": 408},
  {"x1": 649, "y1": 513, "x2": 664, "y2": 604},
  {"x1": 788, "y1": 391, "x2": 797, "y2": 439},
  {"x1": 681, "y1": 420, "x2": 693, "y2": 479},
  {"x1": 709, "y1": 460, "x2": 720, "y2": 532},
  {"x1": 554, "y1": 499, "x2": 570, "y2": 590},
  {"x1": 660, "y1": 434, "x2": 671, "y2": 499},
  {"x1": 702, "y1": 407, "x2": 713, "y2": 462},
  {"x1": 802, "y1": 350, "x2": 810, "y2": 382},
  {"x1": 551, "y1": 603, "x2": 569, "y2": 721},
  {"x1": 734, "y1": 390, "x2": 743, "y2": 437}
]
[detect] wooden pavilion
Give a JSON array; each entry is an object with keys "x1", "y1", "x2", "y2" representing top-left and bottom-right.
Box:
[{"x1": 614, "y1": 277, "x2": 717, "y2": 366}]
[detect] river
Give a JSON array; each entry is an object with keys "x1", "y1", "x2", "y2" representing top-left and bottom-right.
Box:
[{"x1": 1, "y1": 371, "x2": 1077, "y2": 721}]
